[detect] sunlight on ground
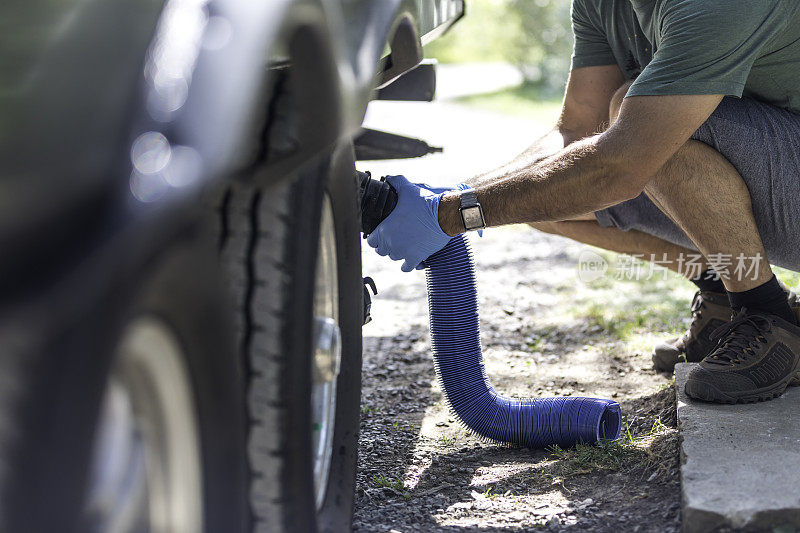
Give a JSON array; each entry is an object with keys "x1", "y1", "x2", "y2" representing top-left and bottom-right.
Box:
[
  {"x1": 454, "y1": 84, "x2": 563, "y2": 124},
  {"x1": 436, "y1": 489, "x2": 571, "y2": 528}
]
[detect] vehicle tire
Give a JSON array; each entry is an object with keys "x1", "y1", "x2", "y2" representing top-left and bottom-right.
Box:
[
  {"x1": 214, "y1": 141, "x2": 363, "y2": 532},
  {"x1": 0, "y1": 228, "x2": 249, "y2": 533}
]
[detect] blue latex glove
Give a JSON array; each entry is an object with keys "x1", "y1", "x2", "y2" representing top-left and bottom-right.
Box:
[{"x1": 366, "y1": 175, "x2": 457, "y2": 272}]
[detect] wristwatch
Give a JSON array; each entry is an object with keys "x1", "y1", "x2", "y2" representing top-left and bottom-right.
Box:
[{"x1": 458, "y1": 188, "x2": 486, "y2": 232}]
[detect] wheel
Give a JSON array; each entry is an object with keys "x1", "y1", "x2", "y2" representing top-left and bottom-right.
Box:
[
  {"x1": 0, "y1": 229, "x2": 249, "y2": 533},
  {"x1": 214, "y1": 142, "x2": 363, "y2": 532}
]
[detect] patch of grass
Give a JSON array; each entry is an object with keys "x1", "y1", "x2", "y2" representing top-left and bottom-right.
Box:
[
  {"x1": 657, "y1": 378, "x2": 676, "y2": 392},
  {"x1": 582, "y1": 299, "x2": 684, "y2": 342},
  {"x1": 575, "y1": 268, "x2": 691, "y2": 344},
  {"x1": 774, "y1": 266, "x2": 800, "y2": 290},
  {"x1": 454, "y1": 83, "x2": 563, "y2": 123},
  {"x1": 549, "y1": 439, "x2": 646, "y2": 475},
  {"x1": 479, "y1": 486, "x2": 512, "y2": 499},
  {"x1": 548, "y1": 414, "x2": 676, "y2": 477},
  {"x1": 372, "y1": 474, "x2": 406, "y2": 493},
  {"x1": 391, "y1": 421, "x2": 412, "y2": 432},
  {"x1": 526, "y1": 335, "x2": 546, "y2": 351},
  {"x1": 439, "y1": 434, "x2": 457, "y2": 446},
  {"x1": 650, "y1": 416, "x2": 668, "y2": 434},
  {"x1": 360, "y1": 405, "x2": 378, "y2": 415}
]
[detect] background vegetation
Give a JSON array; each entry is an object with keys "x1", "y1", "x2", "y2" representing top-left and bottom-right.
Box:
[{"x1": 425, "y1": 0, "x2": 574, "y2": 94}]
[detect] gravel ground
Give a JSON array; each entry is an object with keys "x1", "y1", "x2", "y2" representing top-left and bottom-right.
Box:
[
  {"x1": 354, "y1": 226, "x2": 682, "y2": 533},
  {"x1": 353, "y1": 90, "x2": 688, "y2": 532}
]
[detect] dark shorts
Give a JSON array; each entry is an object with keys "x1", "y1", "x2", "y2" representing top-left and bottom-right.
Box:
[{"x1": 595, "y1": 96, "x2": 800, "y2": 272}]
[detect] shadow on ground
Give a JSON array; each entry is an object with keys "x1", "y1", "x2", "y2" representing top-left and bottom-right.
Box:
[{"x1": 354, "y1": 325, "x2": 681, "y2": 532}]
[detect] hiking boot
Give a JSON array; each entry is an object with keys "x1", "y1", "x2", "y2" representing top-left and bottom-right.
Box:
[
  {"x1": 652, "y1": 291, "x2": 733, "y2": 372},
  {"x1": 652, "y1": 282, "x2": 798, "y2": 372},
  {"x1": 684, "y1": 308, "x2": 800, "y2": 404}
]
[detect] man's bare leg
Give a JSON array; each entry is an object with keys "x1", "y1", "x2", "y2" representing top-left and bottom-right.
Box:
[
  {"x1": 643, "y1": 141, "x2": 772, "y2": 291},
  {"x1": 531, "y1": 218, "x2": 710, "y2": 275}
]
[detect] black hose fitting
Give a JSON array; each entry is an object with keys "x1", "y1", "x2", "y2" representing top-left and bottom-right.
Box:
[{"x1": 357, "y1": 171, "x2": 398, "y2": 236}]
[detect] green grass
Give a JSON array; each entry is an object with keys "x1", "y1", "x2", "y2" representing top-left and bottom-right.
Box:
[
  {"x1": 480, "y1": 486, "x2": 510, "y2": 499},
  {"x1": 550, "y1": 440, "x2": 646, "y2": 475},
  {"x1": 582, "y1": 297, "x2": 686, "y2": 342},
  {"x1": 439, "y1": 434, "x2": 457, "y2": 446},
  {"x1": 573, "y1": 256, "x2": 800, "y2": 347},
  {"x1": 525, "y1": 334, "x2": 546, "y2": 352},
  {"x1": 574, "y1": 259, "x2": 692, "y2": 345},
  {"x1": 774, "y1": 266, "x2": 800, "y2": 290},
  {"x1": 454, "y1": 83, "x2": 563, "y2": 123},
  {"x1": 372, "y1": 474, "x2": 406, "y2": 492},
  {"x1": 548, "y1": 417, "x2": 671, "y2": 476}
]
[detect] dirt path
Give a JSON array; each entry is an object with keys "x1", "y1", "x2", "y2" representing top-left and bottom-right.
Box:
[
  {"x1": 355, "y1": 224, "x2": 683, "y2": 532},
  {"x1": 353, "y1": 94, "x2": 689, "y2": 532}
]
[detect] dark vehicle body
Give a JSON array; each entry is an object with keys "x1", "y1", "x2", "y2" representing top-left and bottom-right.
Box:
[{"x1": 0, "y1": 0, "x2": 462, "y2": 531}]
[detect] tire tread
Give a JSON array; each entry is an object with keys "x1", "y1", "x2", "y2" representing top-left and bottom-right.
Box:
[{"x1": 218, "y1": 181, "x2": 296, "y2": 531}]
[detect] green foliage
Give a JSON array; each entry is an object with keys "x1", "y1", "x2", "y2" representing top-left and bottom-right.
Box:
[
  {"x1": 507, "y1": 0, "x2": 573, "y2": 91},
  {"x1": 425, "y1": 0, "x2": 574, "y2": 89},
  {"x1": 425, "y1": 0, "x2": 519, "y2": 64},
  {"x1": 372, "y1": 474, "x2": 406, "y2": 492}
]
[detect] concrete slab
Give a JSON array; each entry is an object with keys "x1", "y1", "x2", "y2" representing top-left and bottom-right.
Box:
[{"x1": 676, "y1": 363, "x2": 800, "y2": 532}]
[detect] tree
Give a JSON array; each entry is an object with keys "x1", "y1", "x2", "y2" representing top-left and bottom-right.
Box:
[{"x1": 508, "y1": 0, "x2": 573, "y2": 92}]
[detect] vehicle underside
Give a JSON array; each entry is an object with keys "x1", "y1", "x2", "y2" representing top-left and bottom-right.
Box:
[{"x1": 0, "y1": 0, "x2": 463, "y2": 531}]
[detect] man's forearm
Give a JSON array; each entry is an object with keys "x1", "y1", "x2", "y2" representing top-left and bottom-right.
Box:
[
  {"x1": 465, "y1": 128, "x2": 565, "y2": 189},
  {"x1": 439, "y1": 135, "x2": 633, "y2": 235}
]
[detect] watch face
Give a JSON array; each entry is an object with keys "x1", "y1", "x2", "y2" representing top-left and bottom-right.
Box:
[{"x1": 461, "y1": 205, "x2": 485, "y2": 230}]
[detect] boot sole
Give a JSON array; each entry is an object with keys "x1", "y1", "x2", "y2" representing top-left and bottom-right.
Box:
[
  {"x1": 685, "y1": 370, "x2": 800, "y2": 404},
  {"x1": 652, "y1": 338, "x2": 683, "y2": 372},
  {"x1": 652, "y1": 351, "x2": 681, "y2": 373},
  {"x1": 652, "y1": 347, "x2": 702, "y2": 373}
]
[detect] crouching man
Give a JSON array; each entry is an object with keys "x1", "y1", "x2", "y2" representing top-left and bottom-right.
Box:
[{"x1": 368, "y1": 0, "x2": 800, "y2": 403}]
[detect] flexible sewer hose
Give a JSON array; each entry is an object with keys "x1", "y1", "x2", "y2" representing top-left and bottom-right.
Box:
[{"x1": 360, "y1": 173, "x2": 621, "y2": 447}]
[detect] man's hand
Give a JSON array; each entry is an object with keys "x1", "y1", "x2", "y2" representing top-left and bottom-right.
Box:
[{"x1": 366, "y1": 175, "x2": 458, "y2": 272}]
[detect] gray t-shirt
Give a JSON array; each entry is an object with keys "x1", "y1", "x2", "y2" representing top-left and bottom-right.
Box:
[{"x1": 571, "y1": 0, "x2": 800, "y2": 114}]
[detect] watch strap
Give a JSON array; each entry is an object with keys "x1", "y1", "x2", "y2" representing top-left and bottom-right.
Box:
[
  {"x1": 460, "y1": 189, "x2": 479, "y2": 209},
  {"x1": 457, "y1": 187, "x2": 485, "y2": 231}
]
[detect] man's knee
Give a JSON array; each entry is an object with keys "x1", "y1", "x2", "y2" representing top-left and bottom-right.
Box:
[
  {"x1": 644, "y1": 139, "x2": 746, "y2": 199},
  {"x1": 609, "y1": 81, "x2": 634, "y2": 125}
]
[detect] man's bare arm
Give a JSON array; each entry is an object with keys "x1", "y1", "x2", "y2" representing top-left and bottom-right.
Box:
[{"x1": 438, "y1": 93, "x2": 724, "y2": 235}]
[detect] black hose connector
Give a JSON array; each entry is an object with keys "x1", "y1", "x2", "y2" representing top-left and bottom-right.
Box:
[{"x1": 358, "y1": 171, "x2": 398, "y2": 236}]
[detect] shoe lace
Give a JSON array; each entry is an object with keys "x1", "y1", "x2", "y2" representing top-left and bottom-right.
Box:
[{"x1": 706, "y1": 308, "x2": 771, "y2": 366}]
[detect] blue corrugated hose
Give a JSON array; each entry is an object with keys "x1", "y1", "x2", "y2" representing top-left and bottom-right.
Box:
[{"x1": 424, "y1": 235, "x2": 622, "y2": 447}]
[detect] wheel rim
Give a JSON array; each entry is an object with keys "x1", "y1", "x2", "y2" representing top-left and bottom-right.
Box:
[
  {"x1": 311, "y1": 194, "x2": 342, "y2": 510},
  {"x1": 83, "y1": 317, "x2": 203, "y2": 533}
]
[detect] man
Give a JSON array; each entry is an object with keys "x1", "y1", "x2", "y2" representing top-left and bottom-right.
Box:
[{"x1": 368, "y1": 0, "x2": 800, "y2": 404}]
